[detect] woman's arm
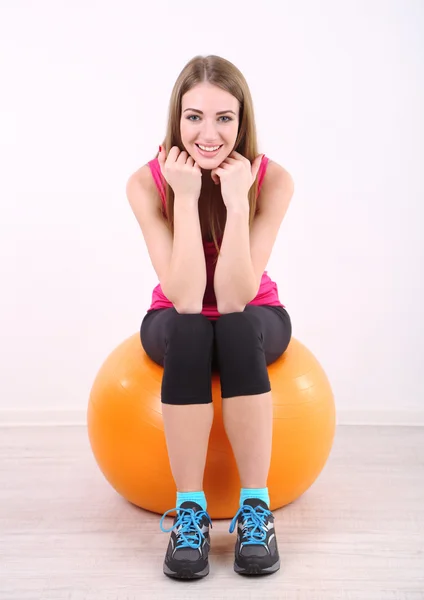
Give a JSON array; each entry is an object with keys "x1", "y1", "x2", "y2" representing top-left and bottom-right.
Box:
[
  {"x1": 167, "y1": 196, "x2": 207, "y2": 313},
  {"x1": 214, "y1": 162, "x2": 294, "y2": 313},
  {"x1": 127, "y1": 169, "x2": 206, "y2": 314},
  {"x1": 214, "y1": 205, "x2": 256, "y2": 314}
]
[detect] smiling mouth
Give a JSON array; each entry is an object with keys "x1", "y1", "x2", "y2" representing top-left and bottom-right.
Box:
[{"x1": 195, "y1": 144, "x2": 223, "y2": 154}]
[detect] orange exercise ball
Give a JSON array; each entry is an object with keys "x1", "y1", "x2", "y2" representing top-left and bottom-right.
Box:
[{"x1": 88, "y1": 333, "x2": 335, "y2": 519}]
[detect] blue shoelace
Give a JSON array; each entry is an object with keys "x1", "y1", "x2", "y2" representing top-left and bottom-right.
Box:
[
  {"x1": 160, "y1": 507, "x2": 213, "y2": 549},
  {"x1": 229, "y1": 504, "x2": 272, "y2": 547}
]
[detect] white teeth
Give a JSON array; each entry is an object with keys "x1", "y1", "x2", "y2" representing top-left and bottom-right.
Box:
[{"x1": 198, "y1": 144, "x2": 220, "y2": 152}]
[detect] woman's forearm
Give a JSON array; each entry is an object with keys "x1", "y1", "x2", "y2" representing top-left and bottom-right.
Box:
[
  {"x1": 164, "y1": 196, "x2": 206, "y2": 313},
  {"x1": 214, "y1": 204, "x2": 257, "y2": 313}
]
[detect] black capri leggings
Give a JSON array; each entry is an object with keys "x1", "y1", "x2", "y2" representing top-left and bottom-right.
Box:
[{"x1": 140, "y1": 305, "x2": 292, "y2": 405}]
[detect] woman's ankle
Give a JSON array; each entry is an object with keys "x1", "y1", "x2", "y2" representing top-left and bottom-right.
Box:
[{"x1": 176, "y1": 490, "x2": 207, "y2": 511}]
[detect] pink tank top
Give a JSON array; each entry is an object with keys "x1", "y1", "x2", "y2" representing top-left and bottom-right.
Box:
[{"x1": 147, "y1": 155, "x2": 284, "y2": 320}]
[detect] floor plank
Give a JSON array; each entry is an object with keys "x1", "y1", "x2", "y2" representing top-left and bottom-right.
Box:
[{"x1": 0, "y1": 425, "x2": 423, "y2": 599}]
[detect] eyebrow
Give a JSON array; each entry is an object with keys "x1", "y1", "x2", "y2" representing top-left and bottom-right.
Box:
[{"x1": 183, "y1": 108, "x2": 237, "y2": 116}]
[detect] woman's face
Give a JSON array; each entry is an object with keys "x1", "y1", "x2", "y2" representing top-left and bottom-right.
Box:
[{"x1": 180, "y1": 82, "x2": 239, "y2": 169}]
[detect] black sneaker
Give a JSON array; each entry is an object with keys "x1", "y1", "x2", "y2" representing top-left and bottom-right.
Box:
[
  {"x1": 229, "y1": 498, "x2": 280, "y2": 575},
  {"x1": 159, "y1": 501, "x2": 212, "y2": 579}
]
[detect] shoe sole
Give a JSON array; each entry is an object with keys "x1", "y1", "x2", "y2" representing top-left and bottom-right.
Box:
[
  {"x1": 164, "y1": 562, "x2": 209, "y2": 579},
  {"x1": 234, "y1": 559, "x2": 280, "y2": 575}
]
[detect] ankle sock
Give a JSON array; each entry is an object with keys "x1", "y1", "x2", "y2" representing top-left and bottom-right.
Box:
[
  {"x1": 177, "y1": 490, "x2": 207, "y2": 511},
  {"x1": 240, "y1": 487, "x2": 270, "y2": 508}
]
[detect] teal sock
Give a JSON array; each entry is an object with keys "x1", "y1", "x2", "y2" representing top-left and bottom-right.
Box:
[
  {"x1": 177, "y1": 490, "x2": 207, "y2": 511},
  {"x1": 240, "y1": 487, "x2": 270, "y2": 508}
]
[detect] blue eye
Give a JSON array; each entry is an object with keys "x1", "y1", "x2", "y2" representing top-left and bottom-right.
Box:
[{"x1": 186, "y1": 115, "x2": 232, "y2": 122}]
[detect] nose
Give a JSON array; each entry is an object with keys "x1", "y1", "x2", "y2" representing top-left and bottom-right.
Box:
[{"x1": 202, "y1": 119, "x2": 219, "y2": 143}]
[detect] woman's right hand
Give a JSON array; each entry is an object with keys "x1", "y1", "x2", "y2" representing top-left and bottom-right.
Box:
[{"x1": 157, "y1": 146, "x2": 202, "y2": 202}]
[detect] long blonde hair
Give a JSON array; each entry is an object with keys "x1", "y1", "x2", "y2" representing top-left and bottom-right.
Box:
[{"x1": 155, "y1": 55, "x2": 260, "y2": 258}]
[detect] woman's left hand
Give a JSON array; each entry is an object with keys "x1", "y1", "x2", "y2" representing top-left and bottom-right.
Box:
[{"x1": 211, "y1": 151, "x2": 263, "y2": 211}]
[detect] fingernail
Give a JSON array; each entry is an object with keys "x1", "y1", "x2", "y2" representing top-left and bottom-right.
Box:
[{"x1": 159, "y1": 145, "x2": 162, "y2": 152}]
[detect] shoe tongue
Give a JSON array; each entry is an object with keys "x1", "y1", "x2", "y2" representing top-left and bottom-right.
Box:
[
  {"x1": 243, "y1": 498, "x2": 269, "y2": 510},
  {"x1": 179, "y1": 501, "x2": 203, "y2": 511}
]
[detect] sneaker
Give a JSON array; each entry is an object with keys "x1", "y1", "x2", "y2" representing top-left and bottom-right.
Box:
[
  {"x1": 229, "y1": 498, "x2": 280, "y2": 575},
  {"x1": 160, "y1": 501, "x2": 212, "y2": 579}
]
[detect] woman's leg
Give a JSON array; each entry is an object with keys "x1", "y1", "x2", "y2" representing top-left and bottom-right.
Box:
[
  {"x1": 140, "y1": 308, "x2": 214, "y2": 492},
  {"x1": 224, "y1": 392, "x2": 273, "y2": 489},
  {"x1": 214, "y1": 306, "x2": 292, "y2": 489},
  {"x1": 141, "y1": 308, "x2": 215, "y2": 579},
  {"x1": 214, "y1": 306, "x2": 291, "y2": 575},
  {"x1": 161, "y1": 403, "x2": 213, "y2": 492}
]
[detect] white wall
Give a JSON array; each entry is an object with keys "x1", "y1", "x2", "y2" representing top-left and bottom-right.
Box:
[{"x1": 1, "y1": 0, "x2": 423, "y2": 424}]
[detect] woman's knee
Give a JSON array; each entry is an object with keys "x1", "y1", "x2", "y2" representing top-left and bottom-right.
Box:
[
  {"x1": 166, "y1": 309, "x2": 214, "y2": 344},
  {"x1": 214, "y1": 311, "x2": 270, "y2": 398},
  {"x1": 162, "y1": 311, "x2": 214, "y2": 405},
  {"x1": 215, "y1": 306, "x2": 291, "y2": 364},
  {"x1": 214, "y1": 311, "x2": 263, "y2": 370},
  {"x1": 214, "y1": 310, "x2": 262, "y2": 347},
  {"x1": 164, "y1": 310, "x2": 214, "y2": 369},
  {"x1": 140, "y1": 308, "x2": 213, "y2": 367}
]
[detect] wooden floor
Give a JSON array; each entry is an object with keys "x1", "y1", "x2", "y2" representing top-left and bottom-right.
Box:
[{"x1": 1, "y1": 425, "x2": 423, "y2": 600}]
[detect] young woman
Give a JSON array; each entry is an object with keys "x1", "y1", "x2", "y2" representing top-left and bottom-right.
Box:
[{"x1": 126, "y1": 54, "x2": 294, "y2": 579}]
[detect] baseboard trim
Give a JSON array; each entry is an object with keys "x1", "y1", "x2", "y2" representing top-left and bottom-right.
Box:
[
  {"x1": 0, "y1": 410, "x2": 86, "y2": 426},
  {"x1": 336, "y1": 410, "x2": 424, "y2": 426},
  {"x1": 0, "y1": 409, "x2": 423, "y2": 427}
]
